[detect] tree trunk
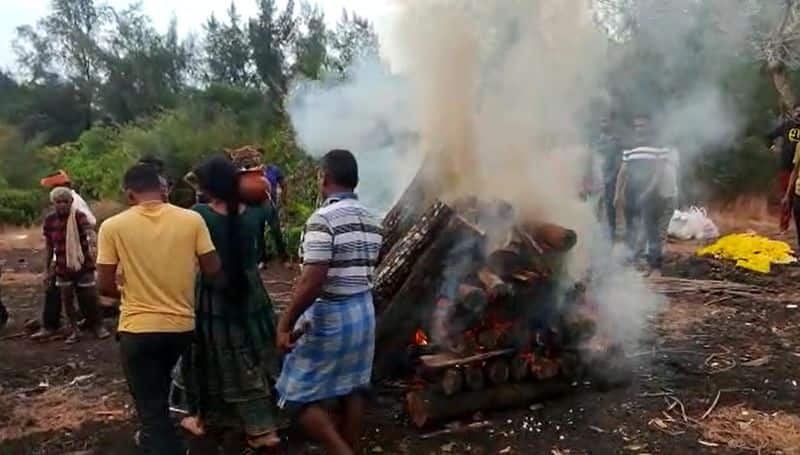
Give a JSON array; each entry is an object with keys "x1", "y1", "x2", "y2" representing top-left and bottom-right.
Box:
[
  {"x1": 770, "y1": 63, "x2": 796, "y2": 112},
  {"x1": 406, "y1": 381, "x2": 571, "y2": 427},
  {"x1": 373, "y1": 200, "x2": 454, "y2": 315}
]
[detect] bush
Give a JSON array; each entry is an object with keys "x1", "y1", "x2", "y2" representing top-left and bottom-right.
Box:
[{"x1": 0, "y1": 188, "x2": 46, "y2": 225}]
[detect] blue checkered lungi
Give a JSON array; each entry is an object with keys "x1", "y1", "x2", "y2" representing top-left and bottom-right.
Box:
[{"x1": 276, "y1": 291, "x2": 375, "y2": 407}]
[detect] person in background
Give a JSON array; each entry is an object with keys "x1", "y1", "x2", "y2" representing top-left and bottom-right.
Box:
[
  {"x1": 767, "y1": 106, "x2": 800, "y2": 230},
  {"x1": 0, "y1": 264, "x2": 8, "y2": 331},
  {"x1": 96, "y1": 163, "x2": 221, "y2": 454},
  {"x1": 614, "y1": 115, "x2": 679, "y2": 274},
  {"x1": 595, "y1": 113, "x2": 623, "y2": 239},
  {"x1": 264, "y1": 164, "x2": 286, "y2": 210},
  {"x1": 42, "y1": 187, "x2": 108, "y2": 343},
  {"x1": 782, "y1": 142, "x2": 800, "y2": 250},
  {"x1": 276, "y1": 149, "x2": 382, "y2": 455},
  {"x1": 172, "y1": 156, "x2": 286, "y2": 451},
  {"x1": 138, "y1": 155, "x2": 172, "y2": 201},
  {"x1": 33, "y1": 170, "x2": 98, "y2": 340}
]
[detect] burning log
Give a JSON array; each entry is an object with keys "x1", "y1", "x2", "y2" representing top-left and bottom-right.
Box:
[
  {"x1": 373, "y1": 216, "x2": 485, "y2": 379},
  {"x1": 373, "y1": 200, "x2": 454, "y2": 314},
  {"x1": 477, "y1": 268, "x2": 513, "y2": 301},
  {"x1": 417, "y1": 349, "x2": 514, "y2": 373},
  {"x1": 522, "y1": 222, "x2": 577, "y2": 253},
  {"x1": 406, "y1": 381, "x2": 571, "y2": 427},
  {"x1": 530, "y1": 357, "x2": 561, "y2": 380},
  {"x1": 464, "y1": 365, "x2": 485, "y2": 391},
  {"x1": 486, "y1": 359, "x2": 510, "y2": 385},
  {"x1": 510, "y1": 356, "x2": 530, "y2": 382},
  {"x1": 441, "y1": 368, "x2": 463, "y2": 396}
]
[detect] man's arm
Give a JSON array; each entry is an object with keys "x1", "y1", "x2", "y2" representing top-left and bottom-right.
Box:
[
  {"x1": 43, "y1": 238, "x2": 54, "y2": 281},
  {"x1": 197, "y1": 251, "x2": 222, "y2": 281},
  {"x1": 97, "y1": 263, "x2": 121, "y2": 299},
  {"x1": 277, "y1": 264, "x2": 328, "y2": 335}
]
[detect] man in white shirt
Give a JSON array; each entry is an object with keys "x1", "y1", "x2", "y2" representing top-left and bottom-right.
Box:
[{"x1": 614, "y1": 115, "x2": 678, "y2": 273}]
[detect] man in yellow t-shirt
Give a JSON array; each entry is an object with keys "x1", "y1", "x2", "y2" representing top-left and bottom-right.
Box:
[{"x1": 96, "y1": 163, "x2": 220, "y2": 454}]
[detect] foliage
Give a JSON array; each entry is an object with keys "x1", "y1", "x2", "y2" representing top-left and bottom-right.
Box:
[{"x1": 0, "y1": 188, "x2": 46, "y2": 226}]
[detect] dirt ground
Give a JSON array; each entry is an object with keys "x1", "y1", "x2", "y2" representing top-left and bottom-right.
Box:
[{"x1": 2, "y1": 215, "x2": 800, "y2": 454}]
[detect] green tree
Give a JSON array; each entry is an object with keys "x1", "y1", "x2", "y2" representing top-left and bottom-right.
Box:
[
  {"x1": 292, "y1": 2, "x2": 328, "y2": 80},
  {"x1": 14, "y1": 0, "x2": 110, "y2": 129},
  {"x1": 249, "y1": 0, "x2": 296, "y2": 98},
  {"x1": 99, "y1": 6, "x2": 194, "y2": 122},
  {"x1": 329, "y1": 10, "x2": 380, "y2": 74},
  {"x1": 203, "y1": 3, "x2": 253, "y2": 86}
]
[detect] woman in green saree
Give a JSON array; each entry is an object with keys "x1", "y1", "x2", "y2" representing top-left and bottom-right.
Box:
[{"x1": 172, "y1": 155, "x2": 285, "y2": 451}]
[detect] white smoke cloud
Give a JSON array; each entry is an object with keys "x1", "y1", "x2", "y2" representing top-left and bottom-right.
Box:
[{"x1": 287, "y1": 0, "x2": 757, "y2": 350}]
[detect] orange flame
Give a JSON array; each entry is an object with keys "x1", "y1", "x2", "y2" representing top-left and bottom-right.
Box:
[{"x1": 414, "y1": 329, "x2": 429, "y2": 346}]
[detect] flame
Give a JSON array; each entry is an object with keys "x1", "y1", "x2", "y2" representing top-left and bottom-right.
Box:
[{"x1": 414, "y1": 329, "x2": 429, "y2": 345}]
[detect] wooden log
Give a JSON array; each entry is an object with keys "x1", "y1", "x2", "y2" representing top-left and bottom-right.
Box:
[
  {"x1": 406, "y1": 381, "x2": 571, "y2": 427},
  {"x1": 373, "y1": 218, "x2": 485, "y2": 380},
  {"x1": 457, "y1": 284, "x2": 487, "y2": 312},
  {"x1": 476, "y1": 329, "x2": 508, "y2": 350},
  {"x1": 523, "y1": 222, "x2": 577, "y2": 253},
  {"x1": 418, "y1": 348, "x2": 514, "y2": 371},
  {"x1": 441, "y1": 368, "x2": 463, "y2": 396},
  {"x1": 477, "y1": 268, "x2": 513, "y2": 301},
  {"x1": 464, "y1": 365, "x2": 485, "y2": 391},
  {"x1": 486, "y1": 359, "x2": 510, "y2": 385},
  {"x1": 379, "y1": 154, "x2": 438, "y2": 260},
  {"x1": 447, "y1": 333, "x2": 478, "y2": 356},
  {"x1": 530, "y1": 357, "x2": 561, "y2": 380},
  {"x1": 510, "y1": 356, "x2": 530, "y2": 382},
  {"x1": 373, "y1": 200, "x2": 454, "y2": 314}
]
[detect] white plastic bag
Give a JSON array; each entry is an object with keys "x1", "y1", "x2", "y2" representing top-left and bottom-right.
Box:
[
  {"x1": 667, "y1": 209, "x2": 693, "y2": 240},
  {"x1": 668, "y1": 206, "x2": 719, "y2": 240}
]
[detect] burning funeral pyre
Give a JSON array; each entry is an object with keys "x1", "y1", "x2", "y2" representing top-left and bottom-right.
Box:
[{"x1": 370, "y1": 171, "x2": 630, "y2": 428}]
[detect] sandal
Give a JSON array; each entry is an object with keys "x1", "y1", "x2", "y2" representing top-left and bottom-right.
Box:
[{"x1": 65, "y1": 331, "x2": 80, "y2": 344}]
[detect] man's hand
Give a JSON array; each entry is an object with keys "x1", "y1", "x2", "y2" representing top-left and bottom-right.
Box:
[
  {"x1": 276, "y1": 330, "x2": 295, "y2": 354},
  {"x1": 43, "y1": 268, "x2": 54, "y2": 287}
]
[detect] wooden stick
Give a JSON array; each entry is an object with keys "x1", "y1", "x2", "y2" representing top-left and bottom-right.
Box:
[{"x1": 419, "y1": 348, "x2": 515, "y2": 370}]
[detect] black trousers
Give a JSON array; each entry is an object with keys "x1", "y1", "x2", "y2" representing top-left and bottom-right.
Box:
[
  {"x1": 42, "y1": 277, "x2": 113, "y2": 331},
  {"x1": 119, "y1": 331, "x2": 193, "y2": 455},
  {"x1": 794, "y1": 197, "x2": 800, "y2": 251}
]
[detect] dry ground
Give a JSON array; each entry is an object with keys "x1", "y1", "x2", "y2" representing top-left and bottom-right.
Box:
[{"x1": 2, "y1": 210, "x2": 800, "y2": 454}]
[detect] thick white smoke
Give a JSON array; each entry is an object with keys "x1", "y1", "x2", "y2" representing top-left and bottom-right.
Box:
[{"x1": 287, "y1": 0, "x2": 751, "y2": 348}]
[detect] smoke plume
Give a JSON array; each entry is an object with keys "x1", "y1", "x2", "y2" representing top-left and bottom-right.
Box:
[{"x1": 287, "y1": 0, "x2": 753, "y2": 348}]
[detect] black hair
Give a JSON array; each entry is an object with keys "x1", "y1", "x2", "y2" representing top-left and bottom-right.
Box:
[
  {"x1": 321, "y1": 149, "x2": 359, "y2": 189},
  {"x1": 138, "y1": 155, "x2": 165, "y2": 173},
  {"x1": 123, "y1": 163, "x2": 163, "y2": 192},
  {"x1": 193, "y1": 155, "x2": 248, "y2": 302}
]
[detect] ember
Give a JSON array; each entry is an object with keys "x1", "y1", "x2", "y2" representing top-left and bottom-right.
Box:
[{"x1": 414, "y1": 329, "x2": 429, "y2": 346}]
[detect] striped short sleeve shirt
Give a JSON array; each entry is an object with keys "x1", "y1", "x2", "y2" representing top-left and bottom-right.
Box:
[{"x1": 300, "y1": 193, "x2": 383, "y2": 298}]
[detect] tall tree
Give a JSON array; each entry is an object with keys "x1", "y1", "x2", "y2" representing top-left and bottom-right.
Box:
[
  {"x1": 293, "y1": 2, "x2": 328, "y2": 79},
  {"x1": 203, "y1": 3, "x2": 253, "y2": 86},
  {"x1": 99, "y1": 6, "x2": 193, "y2": 122},
  {"x1": 249, "y1": 0, "x2": 296, "y2": 98},
  {"x1": 14, "y1": 0, "x2": 110, "y2": 129},
  {"x1": 330, "y1": 9, "x2": 380, "y2": 74}
]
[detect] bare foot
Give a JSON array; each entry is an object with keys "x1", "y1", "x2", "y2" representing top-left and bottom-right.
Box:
[
  {"x1": 180, "y1": 416, "x2": 206, "y2": 437},
  {"x1": 248, "y1": 431, "x2": 281, "y2": 449}
]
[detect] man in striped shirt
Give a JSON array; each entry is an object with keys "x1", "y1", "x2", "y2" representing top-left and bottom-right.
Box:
[
  {"x1": 614, "y1": 115, "x2": 678, "y2": 272},
  {"x1": 277, "y1": 149, "x2": 382, "y2": 455}
]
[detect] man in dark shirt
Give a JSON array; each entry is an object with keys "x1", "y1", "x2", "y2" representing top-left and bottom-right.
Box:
[
  {"x1": 43, "y1": 188, "x2": 108, "y2": 343},
  {"x1": 594, "y1": 115, "x2": 623, "y2": 238},
  {"x1": 766, "y1": 105, "x2": 800, "y2": 197}
]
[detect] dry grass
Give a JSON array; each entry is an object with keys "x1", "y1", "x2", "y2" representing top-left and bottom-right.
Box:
[{"x1": 701, "y1": 404, "x2": 800, "y2": 453}]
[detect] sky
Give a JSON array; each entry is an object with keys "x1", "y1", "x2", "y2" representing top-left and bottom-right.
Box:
[{"x1": 0, "y1": 0, "x2": 397, "y2": 72}]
